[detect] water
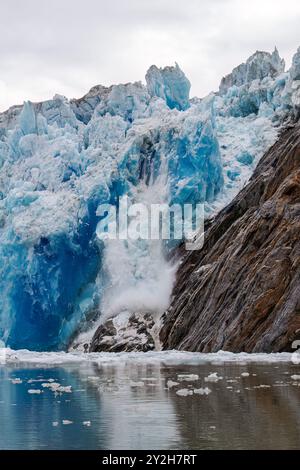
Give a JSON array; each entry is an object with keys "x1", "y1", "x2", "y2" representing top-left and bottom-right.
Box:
[{"x1": 1, "y1": 357, "x2": 300, "y2": 450}]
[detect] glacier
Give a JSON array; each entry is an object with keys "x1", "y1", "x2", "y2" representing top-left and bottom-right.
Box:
[{"x1": 0, "y1": 47, "x2": 300, "y2": 351}]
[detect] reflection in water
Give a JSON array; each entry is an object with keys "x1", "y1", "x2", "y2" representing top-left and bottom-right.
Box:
[{"x1": 0, "y1": 361, "x2": 300, "y2": 449}]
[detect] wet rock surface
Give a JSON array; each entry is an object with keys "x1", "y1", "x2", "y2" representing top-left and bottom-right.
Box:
[
  {"x1": 161, "y1": 123, "x2": 300, "y2": 352},
  {"x1": 90, "y1": 312, "x2": 156, "y2": 353}
]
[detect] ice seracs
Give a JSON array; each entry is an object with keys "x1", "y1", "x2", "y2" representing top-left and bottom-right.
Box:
[
  {"x1": 219, "y1": 48, "x2": 285, "y2": 95},
  {"x1": 290, "y1": 47, "x2": 300, "y2": 81},
  {"x1": 146, "y1": 63, "x2": 191, "y2": 111}
]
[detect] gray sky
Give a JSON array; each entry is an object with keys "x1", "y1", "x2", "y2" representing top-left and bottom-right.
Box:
[{"x1": 0, "y1": 0, "x2": 300, "y2": 112}]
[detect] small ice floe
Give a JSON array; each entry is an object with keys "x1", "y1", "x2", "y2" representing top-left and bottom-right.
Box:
[
  {"x1": 167, "y1": 380, "x2": 179, "y2": 389},
  {"x1": 291, "y1": 375, "x2": 300, "y2": 381},
  {"x1": 10, "y1": 378, "x2": 22, "y2": 384},
  {"x1": 193, "y1": 387, "x2": 211, "y2": 396},
  {"x1": 176, "y1": 389, "x2": 193, "y2": 397},
  {"x1": 28, "y1": 389, "x2": 43, "y2": 394},
  {"x1": 42, "y1": 382, "x2": 72, "y2": 394},
  {"x1": 226, "y1": 386, "x2": 233, "y2": 390},
  {"x1": 205, "y1": 373, "x2": 223, "y2": 383},
  {"x1": 241, "y1": 372, "x2": 250, "y2": 378},
  {"x1": 227, "y1": 379, "x2": 238, "y2": 383},
  {"x1": 28, "y1": 379, "x2": 45, "y2": 384},
  {"x1": 52, "y1": 422, "x2": 59, "y2": 427},
  {"x1": 58, "y1": 386, "x2": 72, "y2": 393},
  {"x1": 83, "y1": 421, "x2": 91, "y2": 427},
  {"x1": 177, "y1": 374, "x2": 199, "y2": 382},
  {"x1": 62, "y1": 420, "x2": 73, "y2": 425},
  {"x1": 253, "y1": 385, "x2": 271, "y2": 389},
  {"x1": 130, "y1": 381, "x2": 144, "y2": 388},
  {"x1": 87, "y1": 376, "x2": 100, "y2": 382},
  {"x1": 209, "y1": 426, "x2": 216, "y2": 430}
]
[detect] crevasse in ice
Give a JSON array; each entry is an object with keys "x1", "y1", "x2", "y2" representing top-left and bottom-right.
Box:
[{"x1": 0, "y1": 50, "x2": 299, "y2": 350}]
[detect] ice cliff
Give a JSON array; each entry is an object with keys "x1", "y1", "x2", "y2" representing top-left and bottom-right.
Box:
[{"x1": 0, "y1": 47, "x2": 300, "y2": 351}]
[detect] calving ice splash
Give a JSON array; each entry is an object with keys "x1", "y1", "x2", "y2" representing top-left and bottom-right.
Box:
[{"x1": 0, "y1": 47, "x2": 300, "y2": 351}]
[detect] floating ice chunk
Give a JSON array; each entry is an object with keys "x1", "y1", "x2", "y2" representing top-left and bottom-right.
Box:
[
  {"x1": 177, "y1": 374, "x2": 199, "y2": 382},
  {"x1": 42, "y1": 382, "x2": 60, "y2": 389},
  {"x1": 28, "y1": 389, "x2": 43, "y2": 394},
  {"x1": 62, "y1": 420, "x2": 73, "y2": 425},
  {"x1": 176, "y1": 388, "x2": 193, "y2": 397},
  {"x1": 205, "y1": 373, "x2": 223, "y2": 383},
  {"x1": 42, "y1": 382, "x2": 72, "y2": 393},
  {"x1": 290, "y1": 47, "x2": 300, "y2": 81},
  {"x1": 83, "y1": 421, "x2": 91, "y2": 427},
  {"x1": 130, "y1": 381, "x2": 144, "y2": 388},
  {"x1": 167, "y1": 380, "x2": 179, "y2": 389},
  {"x1": 193, "y1": 387, "x2": 211, "y2": 395},
  {"x1": 58, "y1": 386, "x2": 72, "y2": 393},
  {"x1": 52, "y1": 422, "x2": 59, "y2": 427},
  {"x1": 241, "y1": 372, "x2": 250, "y2": 377},
  {"x1": 291, "y1": 375, "x2": 300, "y2": 381},
  {"x1": 10, "y1": 378, "x2": 22, "y2": 384}
]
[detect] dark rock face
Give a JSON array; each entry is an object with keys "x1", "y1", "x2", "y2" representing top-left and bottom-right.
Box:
[
  {"x1": 160, "y1": 124, "x2": 300, "y2": 353},
  {"x1": 90, "y1": 312, "x2": 156, "y2": 353}
]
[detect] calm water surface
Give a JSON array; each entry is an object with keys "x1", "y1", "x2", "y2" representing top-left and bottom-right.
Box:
[{"x1": 0, "y1": 360, "x2": 300, "y2": 449}]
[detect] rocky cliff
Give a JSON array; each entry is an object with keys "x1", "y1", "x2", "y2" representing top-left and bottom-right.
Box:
[{"x1": 160, "y1": 122, "x2": 300, "y2": 352}]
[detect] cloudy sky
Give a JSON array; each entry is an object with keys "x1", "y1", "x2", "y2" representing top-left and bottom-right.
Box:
[{"x1": 0, "y1": 0, "x2": 299, "y2": 111}]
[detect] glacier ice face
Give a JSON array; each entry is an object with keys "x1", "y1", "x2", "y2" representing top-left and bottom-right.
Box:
[
  {"x1": 0, "y1": 48, "x2": 299, "y2": 351},
  {"x1": 146, "y1": 63, "x2": 191, "y2": 111},
  {"x1": 219, "y1": 48, "x2": 285, "y2": 95},
  {"x1": 290, "y1": 47, "x2": 300, "y2": 81}
]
